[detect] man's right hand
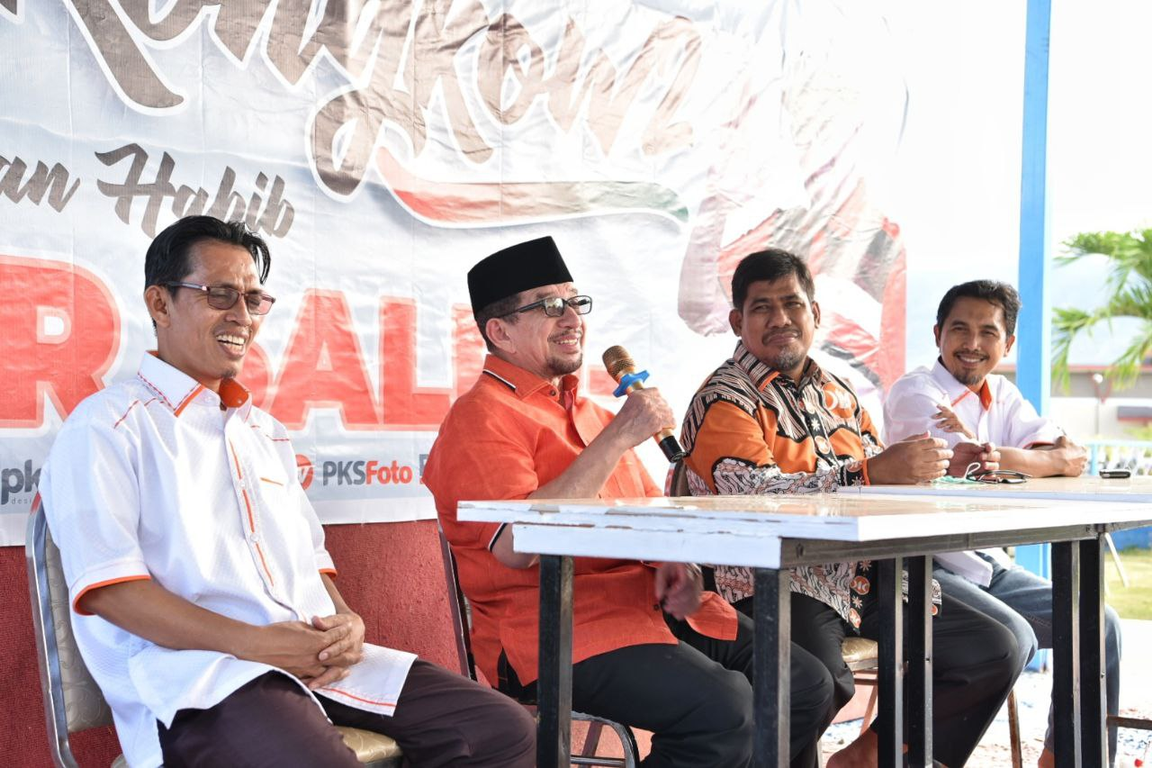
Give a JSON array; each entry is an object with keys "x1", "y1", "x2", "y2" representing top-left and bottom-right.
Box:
[
  {"x1": 867, "y1": 432, "x2": 953, "y2": 484},
  {"x1": 605, "y1": 388, "x2": 676, "y2": 449},
  {"x1": 948, "y1": 441, "x2": 1000, "y2": 477},
  {"x1": 246, "y1": 620, "x2": 354, "y2": 681}
]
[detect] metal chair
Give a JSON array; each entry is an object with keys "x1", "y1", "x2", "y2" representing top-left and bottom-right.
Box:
[
  {"x1": 843, "y1": 610, "x2": 1022, "y2": 768},
  {"x1": 26, "y1": 502, "x2": 402, "y2": 768},
  {"x1": 438, "y1": 529, "x2": 639, "y2": 767}
]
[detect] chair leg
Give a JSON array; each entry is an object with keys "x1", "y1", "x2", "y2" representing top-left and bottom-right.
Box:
[
  {"x1": 1008, "y1": 689, "x2": 1023, "y2": 768},
  {"x1": 580, "y1": 720, "x2": 604, "y2": 757}
]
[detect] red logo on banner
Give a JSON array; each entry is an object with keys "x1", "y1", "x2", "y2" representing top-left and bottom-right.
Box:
[{"x1": 296, "y1": 454, "x2": 314, "y2": 491}]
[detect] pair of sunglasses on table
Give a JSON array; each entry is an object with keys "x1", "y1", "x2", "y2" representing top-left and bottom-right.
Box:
[{"x1": 963, "y1": 463, "x2": 1031, "y2": 484}]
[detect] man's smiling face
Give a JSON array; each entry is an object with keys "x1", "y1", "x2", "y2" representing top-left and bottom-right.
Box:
[
  {"x1": 934, "y1": 296, "x2": 1015, "y2": 390},
  {"x1": 149, "y1": 239, "x2": 265, "y2": 392},
  {"x1": 730, "y1": 274, "x2": 820, "y2": 381},
  {"x1": 498, "y1": 282, "x2": 585, "y2": 382}
]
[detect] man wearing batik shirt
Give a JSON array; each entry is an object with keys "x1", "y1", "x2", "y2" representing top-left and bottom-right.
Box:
[
  {"x1": 884, "y1": 279, "x2": 1122, "y2": 768},
  {"x1": 40, "y1": 216, "x2": 534, "y2": 768},
  {"x1": 680, "y1": 249, "x2": 1023, "y2": 768},
  {"x1": 426, "y1": 236, "x2": 838, "y2": 768}
]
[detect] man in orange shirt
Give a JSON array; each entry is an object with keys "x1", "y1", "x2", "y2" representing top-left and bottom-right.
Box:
[{"x1": 424, "y1": 236, "x2": 837, "y2": 768}]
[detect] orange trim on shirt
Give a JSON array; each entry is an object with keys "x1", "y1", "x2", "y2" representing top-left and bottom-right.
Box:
[
  {"x1": 321, "y1": 687, "x2": 397, "y2": 708},
  {"x1": 73, "y1": 574, "x2": 152, "y2": 615},
  {"x1": 951, "y1": 382, "x2": 993, "y2": 411},
  {"x1": 218, "y1": 378, "x2": 251, "y2": 408},
  {"x1": 978, "y1": 381, "x2": 993, "y2": 410},
  {"x1": 254, "y1": 542, "x2": 276, "y2": 586},
  {"x1": 228, "y1": 440, "x2": 244, "y2": 479},
  {"x1": 173, "y1": 385, "x2": 205, "y2": 417},
  {"x1": 241, "y1": 489, "x2": 256, "y2": 532},
  {"x1": 113, "y1": 398, "x2": 158, "y2": 429},
  {"x1": 319, "y1": 568, "x2": 338, "y2": 577}
]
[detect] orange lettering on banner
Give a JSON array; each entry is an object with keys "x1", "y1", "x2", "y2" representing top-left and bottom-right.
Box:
[
  {"x1": 380, "y1": 299, "x2": 451, "y2": 430},
  {"x1": 453, "y1": 304, "x2": 485, "y2": 395},
  {"x1": 239, "y1": 342, "x2": 272, "y2": 410},
  {"x1": 269, "y1": 290, "x2": 381, "y2": 430},
  {"x1": 0, "y1": 256, "x2": 119, "y2": 428}
]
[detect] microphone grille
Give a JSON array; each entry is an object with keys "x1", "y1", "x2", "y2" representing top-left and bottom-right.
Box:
[{"x1": 602, "y1": 345, "x2": 636, "y2": 380}]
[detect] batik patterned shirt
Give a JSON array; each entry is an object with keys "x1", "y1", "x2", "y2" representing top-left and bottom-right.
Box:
[{"x1": 681, "y1": 342, "x2": 940, "y2": 628}]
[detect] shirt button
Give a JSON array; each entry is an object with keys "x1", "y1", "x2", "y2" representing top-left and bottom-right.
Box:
[
  {"x1": 250, "y1": 533, "x2": 260, "y2": 543},
  {"x1": 550, "y1": 389, "x2": 557, "y2": 396}
]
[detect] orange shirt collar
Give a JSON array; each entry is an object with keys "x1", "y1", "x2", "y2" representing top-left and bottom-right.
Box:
[
  {"x1": 481, "y1": 354, "x2": 577, "y2": 401},
  {"x1": 934, "y1": 358, "x2": 992, "y2": 411},
  {"x1": 139, "y1": 351, "x2": 252, "y2": 416}
]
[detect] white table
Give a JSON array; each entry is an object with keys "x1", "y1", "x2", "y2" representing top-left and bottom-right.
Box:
[
  {"x1": 460, "y1": 488, "x2": 1151, "y2": 768},
  {"x1": 857, "y1": 477, "x2": 1152, "y2": 767}
]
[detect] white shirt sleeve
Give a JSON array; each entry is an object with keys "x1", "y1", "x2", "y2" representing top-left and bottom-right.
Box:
[
  {"x1": 883, "y1": 374, "x2": 955, "y2": 445},
  {"x1": 996, "y1": 381, "x2": 1063, "y2": 448},
  {"x1": 40, "y1": 406, "x2": 152, "y2": 613}
]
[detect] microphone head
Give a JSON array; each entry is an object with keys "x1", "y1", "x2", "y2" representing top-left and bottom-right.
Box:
[{"x1": 602, "y1": 345, "x2": 637, "y2": 381}]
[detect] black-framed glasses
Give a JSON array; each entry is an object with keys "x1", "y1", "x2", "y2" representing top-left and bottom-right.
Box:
[
  {"x1": 965, "y1": 465, "x2": 1031, "y2": 484},
  {"x1": 504, "y1": 295, "x2": 593, "y2": 318},
  {"x1": 166, "y1": 282, "x2": 276, "y2": 316}
]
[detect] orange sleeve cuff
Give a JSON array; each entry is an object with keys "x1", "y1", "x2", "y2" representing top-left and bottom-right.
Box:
[
  {"x1": 72, "y1": 574, "x2": 153, "y2": 616},
  {"x1": 319, "y1": 568, "x2": 338, "y2": 578}
]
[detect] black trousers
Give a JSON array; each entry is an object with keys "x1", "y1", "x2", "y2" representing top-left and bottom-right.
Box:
[
  {"x1": 498, "y1": 611, "x2": 837, "y2": 768},
  {"x1": 158, "y1": 661, "x2": 536, "y2": 767},
  {"x1": 734, "y1": 587, "x2": 1023, "y2": 767}
]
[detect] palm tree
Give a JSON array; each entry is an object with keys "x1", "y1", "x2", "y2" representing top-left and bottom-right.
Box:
[{"x1": 1052, "y1": 228, "x2": 1152, "y2": 390}]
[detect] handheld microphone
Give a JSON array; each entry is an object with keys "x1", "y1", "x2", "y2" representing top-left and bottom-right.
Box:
[{"x1": 602, "y1": 345, "x2": 687, "y2": 462}]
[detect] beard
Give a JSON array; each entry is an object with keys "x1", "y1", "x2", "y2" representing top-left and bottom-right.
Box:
[
  {"x1": 765, "y1": 348, "x2": 805, "y2": 374},
  {"x1": 547, "y1": 351, "x2": 583, "y2": 377},
  {"x1": 950, "y1": 365, "x2": 985, "y2": 387}
]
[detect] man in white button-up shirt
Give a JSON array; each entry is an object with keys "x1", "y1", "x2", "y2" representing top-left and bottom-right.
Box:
[
  {"x1": 883, "y1": 279, "x2": 1121, "y2": 767},
  {"x1": 40, "y1": 216, "x2": 534, "y2": 768}
]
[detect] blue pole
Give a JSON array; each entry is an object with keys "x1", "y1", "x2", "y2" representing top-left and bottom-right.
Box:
[
  {"x1": 1016, "y1": 0, "x2": 1054, "y2": 670},
  {"x1": 1017, "y1": 0, "x2": 1053, "y2": 412}
]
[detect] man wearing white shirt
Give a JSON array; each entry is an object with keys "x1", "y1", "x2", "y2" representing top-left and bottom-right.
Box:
[
  {"x1": 884, "y1": 279, "x2": 1121, "y2": 767},
  {"x1": 39, "y1": 215, "x2": 534, "y2": 768}
]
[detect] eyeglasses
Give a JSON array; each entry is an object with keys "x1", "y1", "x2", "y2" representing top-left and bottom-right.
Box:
[
  {"x1": 166, "y1": 282, "x2": 276, "y2": 316},
  {"x1": 964, "y1": 464, "x2": 1031, "y2": 484},
  {"x1": 504, "y1": 295, "x2": 593, "y2": 318}
]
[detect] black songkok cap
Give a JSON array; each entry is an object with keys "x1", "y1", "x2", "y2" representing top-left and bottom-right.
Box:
[{"x1": 468, "y1": 236, "x2": 574, "y2": 315}]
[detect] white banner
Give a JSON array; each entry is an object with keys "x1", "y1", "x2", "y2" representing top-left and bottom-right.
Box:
[{"x1": 1, "y1": 0, "x2": 910, "y2": 544}]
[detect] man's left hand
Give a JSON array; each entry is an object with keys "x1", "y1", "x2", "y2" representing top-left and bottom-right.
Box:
[
  {"x1": 313, "y1": 612, "x2": 365, "y2": 668},
  {"x1": 655, "y1": 562, "x2": 702, "y2": 620}
]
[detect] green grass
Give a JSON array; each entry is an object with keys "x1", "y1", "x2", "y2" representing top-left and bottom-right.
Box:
[{"x1": 1106, "y1": 546, "x2": 1152, "y2": 620}]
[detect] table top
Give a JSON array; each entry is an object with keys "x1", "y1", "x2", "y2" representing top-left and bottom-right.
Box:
[
  {"x1": 859, "y1": 474, "x2": 1152, "y2": 503},
  {"x1": 459, "y1": 486, "x2": 1152, "y2": 568}
]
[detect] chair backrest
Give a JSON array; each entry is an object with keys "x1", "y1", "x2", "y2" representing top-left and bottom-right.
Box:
[
  {"x1": 436, "y1": 527, "x2": 476, "y2": 679},
  {"x1": 664, "y1": 460, "x2": 690, "y2": 497},
  {"x1": 26, "y1": 502, "x2": 114, "y2": 768}
]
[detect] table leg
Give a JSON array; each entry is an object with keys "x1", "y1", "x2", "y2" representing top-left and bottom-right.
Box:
[
  {"x1": 906, "y1": 555, "x2": 933, "y2": 766},
  {"x1": 753, "y1": 567, "x2": 791, "y2": 768},
  {"x1": 878, "y1": 557, "x2": 904, "y2": 767},
  {"x1": 1052, "y1": 541, "x2": 1082, "y2": 768},
  {"x1": 1079, "y1": 536, "x2": 1107, "y2": 767},
  {"x1": 538, "y1": 555, "x2": 573, "y2": 768}
]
